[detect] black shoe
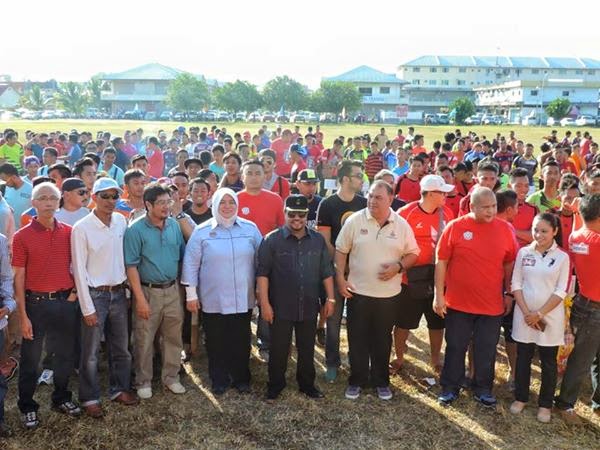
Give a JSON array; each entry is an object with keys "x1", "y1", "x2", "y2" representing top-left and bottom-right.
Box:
[
  {"x1": 316, "y1": 328, "x2": 326, "y2": 347},
  {"x1": 52, "y1": 401, "x2": 82, "y2": 417},
  {"x1": 235, "y1": 383, "x2": 251, "y2": 394},
  {"x1": 300, "y1": 386, "x2": 324, "y2": 399},
  {"x1": 21, "y1": 411, "x2": 39, "y2": 430},
  {"x1": 266, "y1": 390, "x2": 281, "y2": 400},
  {"x1": 473, "y1": 393, "x2": 497, "y2": 408},
  {"x1": 0, "y1": 422, "x2": 12, "y2": 438},
  {"x1": 211, "y1": 385, "x2": 228, "y2": 396}
]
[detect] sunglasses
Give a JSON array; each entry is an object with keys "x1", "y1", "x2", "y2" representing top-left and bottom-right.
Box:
[
  {"x1": 75, "y1": 189, "x2": 88, "y2": 196},
  {"x1": 98, "y1": 192, "x2": 120, "y2": 200},
  {"x1": 287, "y1": 211, "x2": 307, "y2": 218}
]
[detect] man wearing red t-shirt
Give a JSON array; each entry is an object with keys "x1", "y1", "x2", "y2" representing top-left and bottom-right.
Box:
[
  {"x1": 437, "y1": 165, "x2": 462, "y2": 218},
  {"x1": 145, "y1": 137, "x2": 165, "y2": 180},
  {"x1": 13, "y1": 182, "x2": 80, "y2": 428},
  {"x1": 395, "y1": 155, "x2": 424, "y2": 203},
  {"x1": 556, "y1": 194, "x2": 600, "y2": 424},
  {"x1": 458, "y1": 160, "x2": 500, "y2": 216},
  {"x1": 270, "y1": 129, "x2": 293, "y2": 177},
  {"x1": 411, "y1": 134, "x2": 427, "y2": 156},
  {"x1": 392, "y1": 175, "x2": 454, "y2": 375},
  {"x1": 435, "y1": 187, "x2": 518, "y2": 408},
  {"x1": 508, "y1": 168, "x2": 537, "y2": 247}
]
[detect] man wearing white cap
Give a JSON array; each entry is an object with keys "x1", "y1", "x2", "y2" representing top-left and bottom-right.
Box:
[
  {"x1": 71, "y1": 178, "x2": 138, "y2": 418},
  {"x1": 391, "y1": 175, "x2": 455, "y2": 376}
]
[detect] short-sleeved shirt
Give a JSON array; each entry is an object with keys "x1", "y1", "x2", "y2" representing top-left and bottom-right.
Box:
[
  {"x1": 437, "y1": 215, "x2": 518, "y2": 315},
  {"x1": 569, "y1": 227, "x2": 600, "y2": 301},
  {"x1": 0, "y1": 143, "x2": 23, "y2": 169},
  {"x1": 124, "y1": 216, "x2": 185, "y2": 284},
  {"x1": 395, "y1": 175, "x2": 421, "y2": 203},
  {"x1": 237, "y1": 190, "x2": 285, "y2": 237},
  {"x1": 444, "y1": 194, "x2": 462, "y2": 218},
  {"x1": 306, "y1": 195, "x2": 322, "y2": 230},
  {"x1": 5, "y1": 183, "x2": 32, "y2": 228},
  {"x1": 512, "y1": 201, "x2": 538, "y2": 247},
  {"x1": 12, "y1": 218, "x2": 75, "y2": 292},
  {"x1": 316, "y1": 193, "x2": 367, "y2": 246},
  {"x1": 271, "y1": 138, "x2": 292, "y2": 176},
  {"x1": 257, "y1": 226, "x2": 334, "y2": 321},
  {"x1": 513, "y1": 156, "x2": 538, "y2": 185},
  {"x1": 526, "y1": 190, "x2": 561, "y2": 213},
  {"x1": 336, "y1": 208, "x2": 420, "y2": 298}
]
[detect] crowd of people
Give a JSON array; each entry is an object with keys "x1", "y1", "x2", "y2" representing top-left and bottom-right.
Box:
[{"x1": 0, "y1": 122, "x2": 597, "y2": 437}]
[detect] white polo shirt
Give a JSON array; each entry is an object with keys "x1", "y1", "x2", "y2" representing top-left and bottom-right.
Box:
[{"x1": 336, "y1": 208, "x2": 419, "y2": 298}]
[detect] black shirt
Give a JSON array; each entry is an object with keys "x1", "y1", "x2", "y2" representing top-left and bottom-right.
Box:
[
  {"x1": 316, "y1": 193, "x2": 367, "y2": 245},
  {"x1": 307, "y1": 195, "x2": 323, "y2": 230},
  {"x1": 257, "y1": 226, "x2": 334, "y2": 321},
  {"x1": 184, "y1": 205, "x2": 212, "y2": 225}
]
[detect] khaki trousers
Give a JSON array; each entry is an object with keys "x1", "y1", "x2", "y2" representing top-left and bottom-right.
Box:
[{"x1": 133, "y1": 283, "x2": 183, "y2": 388}]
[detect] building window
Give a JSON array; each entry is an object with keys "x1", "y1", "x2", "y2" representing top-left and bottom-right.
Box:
[
  {"x1": 412, "y1": 67, "x2": 420, "y2": 72},
  {"x1": 532, "y1": 69, "x2": 539, "y2": 74},
  {"x1": 412, "y1": 79, "x2": 420, "y2": 85},
  {"x1": 441, "y1": 80, "x2": 449, "y2": 86},
  {"x1": 530, "y1": 90, "x2": 538, "y2": 96},
  {"x1": 442, "y1": 67, "x2": 449, "y2": 73},
  {"x1": 562, "y1": 91, "x2": 569, "y2": 96},
  {"x1": 559, "y1": 69, "x2": 567, "y2": 75},
  {"x1": 576, "y1": 70, "x2": 583, "y2": 75},
  {"x1": 430, "y1": 67, "x2": 437, "y2": 73},
  {"x1": 428, "y1": 80, "x2": 437, "y2": 85},
  {"x1": 459, "y1": 67, "x2": 467, "y2": 73},
  {"x1": 589, "y1": 70, "x2": 595, "y2": 75},
  {"x1": 358, "y1": 87, "x2": 372, "y2": 95},
  {"x1": 379, "y1": 87, "x2": 390, "y2": 94},
  {"x1": 457, "y1": 80, "x2": 466, "y2": 86}
]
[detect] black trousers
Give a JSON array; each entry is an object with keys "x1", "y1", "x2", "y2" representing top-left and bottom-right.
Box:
[
  {"x1": 347, "y1": 293, "x2": 398, "y2": 388},
  {"x1": 267, "y1": 315, "x2": 318, "y2": 395},
  {"x1": 202, "y1": 310, "x2": 251, "y2": 389},
  {"x1": 440, "y1": 308, "x2": 502, "y2": 396},
  {"x1": 515, "y1": 342, "x2": 558, "y2": 408}
]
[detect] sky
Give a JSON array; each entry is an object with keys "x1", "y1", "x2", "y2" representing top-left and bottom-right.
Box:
[{"x1": 3, "y1": 0, "x2": 600, "y2": 89}]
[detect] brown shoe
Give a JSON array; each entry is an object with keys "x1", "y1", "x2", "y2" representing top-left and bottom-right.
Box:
[
  {"x1": 558, "y1": 408, "x2": 582, "y2": 425},
  {"x1": 84, "y1": 403, "x2": 104, "y2": 419},
  {"x1": 113, "y1": 391, "x2": 139, "y2": 406}
]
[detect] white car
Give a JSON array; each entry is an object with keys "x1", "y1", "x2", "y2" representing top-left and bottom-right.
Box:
[
  {"x1": 575, "y1": 115, "x2": 596, "y2": 126},
  {"x1": 521, "y1": 116, "x2": 538, "y2": 126},
  {"x1": 560, "y1": 117, "x2": 576, "y2": 127}
]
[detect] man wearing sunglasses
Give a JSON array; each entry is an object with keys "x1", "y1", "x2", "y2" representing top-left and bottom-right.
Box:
[
  {"x1": 55, "y1": 178, "x2": 91, "y2": 226},
  {"x1": 257, "y1": 195, "x2": 335, "y2": 401}
]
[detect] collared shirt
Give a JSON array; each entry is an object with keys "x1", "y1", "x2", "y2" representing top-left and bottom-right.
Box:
[
  {"x1": 257, "y1": 226, "x2": 334, "y2": 321},
  {"x1": 336, "y1": 208, "x2": 420, "y2": 298},
  {"x1": 181, "y1": 218, "x2": 262, "y2": 314},
  {"x1": 12, "y1": 218, "x2": 74, "y2": 292},
  {"x1": 98, "y1": 163, "x2": 125, "y2": 187},
  {"x1": 71, "y1": 212, "x2": 128, "y2": 316},
  {"x1": 0, "y1": 234, "x2": 16, "y2": 330},
  {"x1": 124, "y1": 216, "x2": 184, "y2": 284}
]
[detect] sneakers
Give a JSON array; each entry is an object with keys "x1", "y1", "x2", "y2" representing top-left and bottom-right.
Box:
[
  {"x1": 438, "y1": 391, "x2": 458, "y2": 407},
  {"x1": 376, "y1": 386, "x2": 393, "y2": 401},
  {"x1": 137, "y1": 387, "x2": 153, "y2": 399},
  {"x1": 316, "y1": 328, "x2": 326, "y2": 347},
  {"x1": 21, "y1": 411, "x2": 39, "y2": 430},
  {"x1": 473, "y1": 393, "x2": 497, "y2": 408},
  {"x1": 165, "y1": 382, "x2": 186, "y2": 394},
  {"x1": 37, "y1": 369, "x2": 54, "y2": 386},
  {"x1": 509, "y1": 400, "x2": 526, "y2": 414},
  {"x1": 300, "y1": 386, "x2": 325, "y2": 399},
  {"x1": 345, "y1": 385, "x2": 361, "y2": 400},
  {"x1": 558, "y1": 408, "x2": 582, "y2": 425},
  {"x1": 325, "y1": 367, "x2": 338, "y2": 383},
  {"x1": 537, "y1": 407, "x2": 552, "y2": 423},
  {"x1": 52, "y1": 401, "x2": 81, "y2": 416}
]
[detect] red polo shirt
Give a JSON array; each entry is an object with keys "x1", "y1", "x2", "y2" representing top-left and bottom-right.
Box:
[
  {"x1": 512, "y1": 201, "x2": 538, "y2": 247},
  {"x1": 12, "y1": 218, "x2": 74, "y2": 292},
  {"x1": 569, "y1": 227, "x2": 600, "y2": 301},
  {"x1": 237, "y1": 189, "x2": 285, "y2": 236}
]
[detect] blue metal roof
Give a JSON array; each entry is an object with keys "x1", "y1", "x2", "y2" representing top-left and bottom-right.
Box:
[
  {"x1": 325, "y1": 65, "x2": 405, "y2": 84},
  {"x1": 401, "y1": 55, "x2": 600, "y2": 69}
]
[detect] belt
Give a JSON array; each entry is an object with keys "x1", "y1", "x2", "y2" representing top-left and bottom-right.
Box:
[
  {"x1": 577, "y1": 294, "x2": 600, "y2": 308},
  {"x1": 25, "y1": 289, "x2": 71, "y2": 301},
  {"x1": 141, "y1": 280, "x2": 176, "y2": 289},
  {"x1": 89, "y1": 283, "x2": 127, "y2": 292}
]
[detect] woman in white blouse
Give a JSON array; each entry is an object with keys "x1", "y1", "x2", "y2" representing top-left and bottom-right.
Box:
[{"x1": 509, "y1": 213, "x2": 570, "y2": 423}]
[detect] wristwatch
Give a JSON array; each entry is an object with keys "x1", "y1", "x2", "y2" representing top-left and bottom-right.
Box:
[
  {"x1": 175, "y1": 212, "x2": 186, "y2": 220},
  {"x1": 326, "y1": 298, "x2": 336, "y2": 304},
  {"x1": 503, "y1": 291, "x2": 514, "y2": 298}
]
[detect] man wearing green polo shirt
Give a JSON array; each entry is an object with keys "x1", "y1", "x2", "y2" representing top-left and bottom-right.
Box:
[
  {"x1": 124, "y1": 183, "x2": 186, "y2": 400},
  {"x1": 0, "y1": 131, "x2": 23, "y2": 170}
]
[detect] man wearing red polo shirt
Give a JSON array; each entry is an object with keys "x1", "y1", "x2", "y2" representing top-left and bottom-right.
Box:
[
  {"x1": 270, "y1": 129, "x2": 293, "y2": 177},
  {"x1": 508, "y1": 168, "x2": 537, "y2": 247},
  {"x1": 13, "y1": 182, "x2": 81, "y2": 430},
  {"x1": 435, "y1": 186, "x2": 518, "y2": 408}
]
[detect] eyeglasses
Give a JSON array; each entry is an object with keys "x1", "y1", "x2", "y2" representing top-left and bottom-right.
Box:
[
  {"x1": 98, "y1": 192, "x2": 120, "y2": 200},
  {"x1": 287, "y1": 211, "x2": 307, "y2": 218},
  {"x1": 153, "y1": 199, "x2": 175, "y2": 207},
  {"x1": 350, "y1": 173, "x2": 364, "y2": 179},
  {"x1": 76, "y1": 189, "x2": 88, "y2": 196},
  {"x1": 35, "y1": 196, "x2": 60, "y2": 202},
  {"x1": 430, "y1": 190, "x2": 448, "y2": 196}
]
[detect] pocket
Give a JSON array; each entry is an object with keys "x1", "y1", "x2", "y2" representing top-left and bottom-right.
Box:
[
  {"x1": 569, "y1": 305, "x2": 587, "y2": 336},
  {"x1": 276, "y1": 251, "x2": 295, "y2": 271}
]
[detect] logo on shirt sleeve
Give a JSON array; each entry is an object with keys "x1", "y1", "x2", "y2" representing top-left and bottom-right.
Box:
[
  {"x1": 463, "y1": 231, "x2": 473, "y2": 241},
  {"x1": 570, "y1": 242, "x2": 589, "y2": 255}
]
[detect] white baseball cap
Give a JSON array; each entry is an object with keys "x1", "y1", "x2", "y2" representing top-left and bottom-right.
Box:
[
  {"x1": 420, "y1": 174, "x2": 455, "y2": 193},
  {"x1": 93, "y1": 177, "x2": 123, "y2": 195}
]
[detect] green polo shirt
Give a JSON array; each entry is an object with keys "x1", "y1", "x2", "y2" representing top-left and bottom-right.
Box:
[
  {"x1": 0, "y1": 143, "x2": 22, "y2": 170},
  {"x1": 124, "y1": 215, "x2": 185, "y2": 284}
]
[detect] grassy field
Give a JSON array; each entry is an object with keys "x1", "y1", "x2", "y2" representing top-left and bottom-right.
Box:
[{"x1": 2, "y1": 119, "x2": 598, "y2": 150}]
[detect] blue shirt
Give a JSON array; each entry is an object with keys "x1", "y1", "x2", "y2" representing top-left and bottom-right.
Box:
[
  {"x1": 0, "y1": 233, "x2": 16, "y2": 330},
  {"x1": 5, "y1": 182, "x2": 32, "y2": 227},
  {"x1": 67, "y1": 144, "x2": 82, "y2": 167},
  {"x1": 124, "y1": 216, "x2": 185, "y2": 283},
  {"x1": 181, "y1": 218, "x2": 262, "y2": 314},
  {"x1": 98, "y1": 162, "x2": 125, "y2": 187},
  {"x1": 392, "y1": 161, "x2": 410, "y2": 177}
]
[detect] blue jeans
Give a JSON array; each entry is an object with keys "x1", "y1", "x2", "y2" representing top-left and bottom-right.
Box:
[
  {"x1": 79, "y1": 288, "x2": 132, "y2": 406},
  {"x1": 325, "y1": 286, "x2": 345, "y2": 369},
  {"x1": 18, "y1": 294, "x2": 77, "y2": 413},
  {"x1": 555, "y1": 295, "x2": 600, "y2": 410},
  {"x1": 0, "y1": 331, "x2": 7, "y2": 423}
]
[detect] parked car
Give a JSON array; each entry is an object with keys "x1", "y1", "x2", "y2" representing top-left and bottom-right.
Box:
[
  {"x1": 247, "y1": 111, "x2": 261, "y2": 122},
  {"x1": 261, "y1": 112, "x2": 275, "y2": 122},
  {"x1": 424, "y1": 114, "x2": 438, "y2": 125},
  {"x1": 276, "y1": 113, "x2": 290, "y2": 123},
  {"x1": 521, "y1": 116, "x2": 539, "y2": 126},
  {"x1": 291, "y1": 112, "x2": 307, "y2": 123},
  {"x1": 204, "y1": 110, "x2": 218, "y2": 121},
  {"x1": 159, "y1": 111, "x2": 173, "y2": 121},
  {"x1": 21, "y1": 110, "x2": 42, "y2": 120},
  {"x1": 575, "y1": 115, "x2": 597, "y2": 127},
  {"x1": 546, "y1": 117, "x2": 558, "y2": 127},
  {"x1": 560, "y1": 117, "x2": 576, "y2": 127},
  {"x1": 41, "y1": 110, "x2": 56, "y2": 119},
  {"x1": 217, "y1": 111, "x2": 232, "y2": 122},
  {"x1": 123, "y1": 110, "x2": 144, "y2": 120},
  {"x1": 54, "y1": 110, "x2": 67, "y2": 119},
  {"x1": 436, "y1": 113, "x2": 449, "y2": 125},
  {"x1": 144, "y1": 111, "x2": 157, "y2": 121},
  {"x1": 464, "y1": 115, "x2": 482, "y2": 125},
  {"x1": 235, "y1": 112, "x2": 247, "y2": 121},
  {"x1": 319, "y1": 112, "x2": 336, "y2": 123},
  {"x1": 307, "y1": 112, "x2": 319, "y2": 122}
]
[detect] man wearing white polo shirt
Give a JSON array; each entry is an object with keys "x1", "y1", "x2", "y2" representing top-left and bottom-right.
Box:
[{"x1": 335, "y1": 180, "x2": 419, "y2": 400}]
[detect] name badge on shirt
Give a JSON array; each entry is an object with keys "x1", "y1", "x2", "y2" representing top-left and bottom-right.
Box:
[
  {"x1": 570, "y1": 242, "x2": 589, "y2": 255},
  {"x1": 387, "y1": 230, "x2": 397, "y2": 239},
  {"x1": 360, "y1": 228, "x2": 368, "y2": 235},
  {"x1": 522, "y1": 255, "x2": 536, "y2": 267}
]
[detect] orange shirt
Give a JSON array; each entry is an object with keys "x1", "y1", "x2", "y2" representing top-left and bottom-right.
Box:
[
  {"x1": 412, "y1": 145, "x2": 428, "y2": 156},
  {"x1": 237, "y1": 189, "x2": 285, "y2": 236},
  {"x1": 437, "y1": 215, "x2": 518, "y2": 315},
  {"x1": 569, "y1": 227, "x2": 600, "y2": 301}
]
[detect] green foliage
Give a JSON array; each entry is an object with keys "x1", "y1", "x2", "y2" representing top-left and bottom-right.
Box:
[
  {"x1": 166, "y1": 73, "x2": 210, "y2": 112},
  {"x1": 86, "y1": 77, "x2": 106, "y2": 108},
  {"x1": 545, "y1": 98, "x2": 571, "y2": 119},
  {"x1": 262, "y1": 76, "x2": 308, "y2": 111},
  {"x1": 310, "y1": 80, "x2": 362, "y2": 113},
  {"x1": 20, "y1": 85, "x2": 51, "y2": 110},
  {"x1": 214, "y1": 80, "x2": 262, "y2": 112},
  {"x1": 449, "y1": 97, "x2": 476, "y2": 124},
  {"x1": 55, "y1": 82, "x2": 89, "y2": 114}
]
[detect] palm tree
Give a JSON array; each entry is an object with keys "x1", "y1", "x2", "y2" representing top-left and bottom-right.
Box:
[
  {"x1": 20, "y1": 85, "x2": 50, "y2": 110},
  {"x1": 86, "y1": 77, "x2": 106, "y2": 108},
  {"x1": 55, "y1": 82, "x2": 89, "y2": 115}
]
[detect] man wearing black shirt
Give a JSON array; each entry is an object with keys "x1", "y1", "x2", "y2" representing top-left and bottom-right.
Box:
[
  {"x1": 316, "y1": 160, "x2": 366, "y2": 382},
  {"x1": 184, "y1": 178, "x2": 212, "y2": 225}
]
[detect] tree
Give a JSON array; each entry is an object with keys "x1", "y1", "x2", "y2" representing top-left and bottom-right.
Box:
[
  {"x1": 55, "y1": 82, "x2": 89, "y2": 115},
  {"x1": 310, "y1": 80, "x2": 362, "y2": 114},
  {"x1": 448, "y1": 97, "x2": 476, "y2": 124},
  {"x1": 214, "y1": 80, "x2": 262, "y2": 112},
  {"x1": 166, "y1": 73, "x2": 210, "y2": 113},
  {"x1": 20, "y1": 85, "x2": 51, "y2": 110},
  {"x1": 545, "y1": 98, "x2": 571, "y2": 119},
  {"x1": 262, "y1": 76, "x2": 308, "y2": 111},
  {"x1": 87, "y1": 77, "x2": 106, "y2": 108}
]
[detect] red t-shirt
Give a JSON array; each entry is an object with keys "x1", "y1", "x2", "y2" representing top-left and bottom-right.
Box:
[
  {"x1": 559, "y1": 213, "x2": 575, "y2": 251},
  {"x1": 269, "y1": 175, "x2": 290, "y2": 200},
  {"x1": 512, "y1": 201, "x2": 538, "y2": 247},
  {"x1": 437, "y1": 215, "x2": 518, "y2": 315},
  {"x1": 458, "y1": 193, "x2": 472, "y2": 217},
  {"x1": 365, "y1": 152, "x2": 384, "y2": 179},
  {"x1": 559, "y1": 160, "x2": 577, "y2": 175},
  {"x1": 147, "y1": 149, "x2": 165, "y2": 179},
  {"x1": 455, "y1": 180, "x2": 475, "y2": 197},
  {"x1": 237, "y1": 189, "x2": 285, "y2": 236},
  {"x1": 270, "y1": 138, "x2": 292, "y2": 176},
  {"x1": 569, "y1": 227, "x2": 600, "y2": 301},
  {"x1": 12, "y1": 218, "x2": 75, "y2": 292},
  {"x1": 395, "y1": 175, "x2": 421, "y2": 203},
  {"x1": 444, "y1": 194, "x2": 461, "y2": 218}
]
